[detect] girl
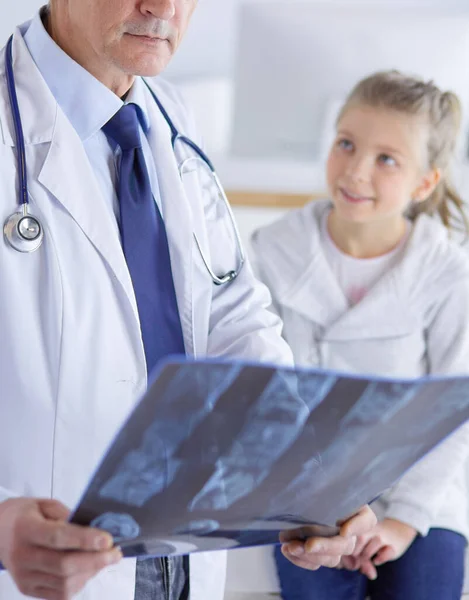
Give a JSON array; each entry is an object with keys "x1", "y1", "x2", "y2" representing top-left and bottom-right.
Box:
[{"x1": 252, "y1": 71, "x2": 469, "y2": 600}]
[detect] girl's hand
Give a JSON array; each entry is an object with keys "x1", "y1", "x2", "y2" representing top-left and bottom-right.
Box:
[{"x1": 341, "y1": 518, "x2": 417, "y2": 580}]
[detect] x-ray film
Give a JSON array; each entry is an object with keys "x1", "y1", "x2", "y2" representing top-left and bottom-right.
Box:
[{"x1": 71, "y1": 358, "x2": 469, "y2": 558}]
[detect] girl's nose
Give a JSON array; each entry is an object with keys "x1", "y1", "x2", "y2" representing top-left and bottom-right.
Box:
[{"x1": 345, "y1": 155, "x2": 372, "y2": 183}]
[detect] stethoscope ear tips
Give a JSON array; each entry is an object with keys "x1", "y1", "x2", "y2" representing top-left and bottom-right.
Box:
[{"x1": 3, "y1": 211, "x2": 44, "y2": 253}]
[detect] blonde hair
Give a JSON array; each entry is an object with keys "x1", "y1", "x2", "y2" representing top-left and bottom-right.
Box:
[{"x1": 337, "y1": 70, "x2": 468, "y2": 234}]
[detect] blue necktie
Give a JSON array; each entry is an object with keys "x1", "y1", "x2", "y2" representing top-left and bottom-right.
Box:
[
  {"x1": 103, "y1": 105, "x2": 188, "y2": 598},
  {"x1": 102, "y1": 104, "x2": 185, "y2": 373}
]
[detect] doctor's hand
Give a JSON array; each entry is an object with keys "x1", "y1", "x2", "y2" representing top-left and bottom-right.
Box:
[
  {"x1": 280, "y1": 505, "x2": 377, "y2": 571},
  {"x1": 341, "y1": 518, "x2": 417, "y2": 580},
  {"x1": 0, "y1": 498, "x2": 122, "y2": 599}
]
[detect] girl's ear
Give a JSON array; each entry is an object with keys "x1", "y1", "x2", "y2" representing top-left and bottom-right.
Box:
[{"x1": 412, "y1": 168, "x2": 442, "y2": 203}]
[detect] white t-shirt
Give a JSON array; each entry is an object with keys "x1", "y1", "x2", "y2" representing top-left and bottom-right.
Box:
[{"x1": 321, "y1": 209, "x2": 410, "y2": 306}]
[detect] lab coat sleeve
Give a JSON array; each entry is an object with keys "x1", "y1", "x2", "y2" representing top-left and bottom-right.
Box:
[
  {"x1": 174, "y1": 93, "x2": 294, "y2": 366},
  {"x1": 207, "y1": 255, "x2": 294, "y2": 366},
  {"x1": 203, "y1": 204, "x2": 293, "y2": 365},
  {"x1": 248, "y1": 238, "x2": 283, "y2": 320},
  {"x1": 382, "y1": 276, "x2": 469, "y2": 536},
  {"x1": 150, "y1": 80, "x2": 293, "y2": 365}
]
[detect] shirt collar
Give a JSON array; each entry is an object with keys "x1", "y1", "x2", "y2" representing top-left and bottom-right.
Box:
[{"x1": 23, "y1": 9, "x2": 151, "y2": 141}]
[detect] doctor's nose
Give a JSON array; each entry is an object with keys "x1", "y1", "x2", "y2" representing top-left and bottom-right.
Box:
[{"x1": 140, "y1": 0, "x2": 176, "y2": 21}]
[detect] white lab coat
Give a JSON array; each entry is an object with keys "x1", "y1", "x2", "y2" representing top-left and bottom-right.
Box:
[
  {"x1": 252, "y1": 199, "x2": 469, "y2": 539},
  {"x1": 0, "y1": 27, "x2": 293, "y2": 600}
]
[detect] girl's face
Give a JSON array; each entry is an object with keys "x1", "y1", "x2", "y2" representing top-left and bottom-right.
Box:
[{"x1": 326, "y1": 104, "x2": 434, "y2": 225}]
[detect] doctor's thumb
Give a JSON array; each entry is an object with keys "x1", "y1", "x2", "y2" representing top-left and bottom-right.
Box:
[{"x1": 38, "y1": 499, "x2": 71, "y2": 522}]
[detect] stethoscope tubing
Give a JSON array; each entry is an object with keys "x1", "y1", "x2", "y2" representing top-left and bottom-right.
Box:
[{"x1": 6, "y1": 35, "x2": 29, "y2": 208}]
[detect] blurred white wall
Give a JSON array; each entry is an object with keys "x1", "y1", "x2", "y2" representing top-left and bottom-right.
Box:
[
  {"x1": 0, "y1": 0, "x2": 41, "y2": 44},
  {"x1": 168, "y1": 0, "x2": 469, "y2": 80}
]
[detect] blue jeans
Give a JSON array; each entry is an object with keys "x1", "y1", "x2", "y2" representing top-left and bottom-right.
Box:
[
  {"x1": 134, "y1": 556, "x2": 189, "y2": 600},
  {"x1": 274, "y1": 528, "x2": 466, "y2": 600}
]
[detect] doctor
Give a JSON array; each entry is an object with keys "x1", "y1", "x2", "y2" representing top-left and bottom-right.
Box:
[{"x1": 0, "y1": 1, "x2": 376, "y2": 599}]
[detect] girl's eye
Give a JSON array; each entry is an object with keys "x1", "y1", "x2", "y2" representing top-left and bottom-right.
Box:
[
  {"x1": 337, "y1": 139, "x2": 353, "y2": 151},
  {"x1": 378, "y1": 154, "x2": 397, "y2": 167}
]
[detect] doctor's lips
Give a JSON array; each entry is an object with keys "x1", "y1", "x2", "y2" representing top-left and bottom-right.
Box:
[
  {"x1": 126, "y1": 33, "x2": 170, "y2": 44},
  {"x1": 123, "y1": 23, "x2": 176, "y2": 45},
  {"x1": 339, "y1": 187, "x2": 374, "y2": 204}
]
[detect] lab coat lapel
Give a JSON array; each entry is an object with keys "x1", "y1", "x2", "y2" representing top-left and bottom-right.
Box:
[
  {"x1": 276, "y1": 199, "x2": 416, "y2": 340},
  {"x1": 144, "y1": 84, "x2": 195, "y2": 355},
  {"x1": 277, "y1": 207, "x2": 348, "y2": 326},
  {"x1": 323, "y1": 270, "x2": 415, "y2": 341},
  {"x1": 283, "y1": 253, "x2": 416, "y2": 341},
  {"x1": 0, "y1": 28, "x2": 55, "y2": 146},
  {"x1": 323, "y1": 226, "x2": 423, "y2": 341},
  {"x1": 280, "y1": 251, "x2": 348, "y2": 326},
  {"x1": 4, "y1": 29, "x2": 140, "y2": 323},
  {"x1": 36, "y1": 108, "x2": 140, "y2": 321}
]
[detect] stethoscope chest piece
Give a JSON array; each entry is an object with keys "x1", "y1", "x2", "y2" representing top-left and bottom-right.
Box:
[{"x1": 4, "y1": 211, "x2": 44, "y2": 253}]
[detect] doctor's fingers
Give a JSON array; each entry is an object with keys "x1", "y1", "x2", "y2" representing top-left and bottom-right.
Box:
[
  {"x1": 24, "y1": 518, "x2": 115, "y2": 552},
  {"x1": 281, "y1": 535, "x2": 357, "y2": 567},
  {"x1": 339, "y1": 505, "x2": 377, "y2": 538},
  {"x1": 282, "y1": 534, "x2": 356, "y2": 561},
  {"x1": 282, "y1": 535, "x2": 357, "y2": 557},
  {"x1": 13, "y1": 568, "x2": 109, "y2": 600},
  {"x1": 0, "y1": 498, "x2": 114, "y2": 554},
  {"x1": 10, "y1": 545, "x2": 122, "y2": 580},
  {"x1": 281, "y1": 546, "x2": 341, "y2": 571},
  {"x1": 37, "y1": 499, "x2": 72, "y2": 522},
  {"x1": 304, "y1": 534, "x2": 357, "y2": 556}
]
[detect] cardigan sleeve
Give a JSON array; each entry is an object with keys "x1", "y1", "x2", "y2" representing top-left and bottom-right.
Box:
[{"x1": 382, "y1": 275, "x2": 469, "y2": 535}]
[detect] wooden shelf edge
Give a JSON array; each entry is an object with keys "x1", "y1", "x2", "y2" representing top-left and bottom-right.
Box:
[{"x1": 226, "y1": 190, "x2": 326, "y2": 208}]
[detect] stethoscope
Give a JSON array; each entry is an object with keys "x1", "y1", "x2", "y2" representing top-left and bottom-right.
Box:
[
  {"x1": 3, "y1": 36, "x2": 44, "y2": 253},
  {"x1": 3, "y1": 35, "x2": 245, "y2": 286}
]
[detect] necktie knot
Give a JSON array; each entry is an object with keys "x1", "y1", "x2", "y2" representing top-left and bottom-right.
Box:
[{"x1": 103, "y1": 103, "x2": 142, "y2": 151}]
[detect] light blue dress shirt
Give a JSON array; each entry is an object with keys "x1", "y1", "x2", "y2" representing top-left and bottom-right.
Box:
[{"x1": 23, "y1": 10, "x2": 163, "y2": 232}]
